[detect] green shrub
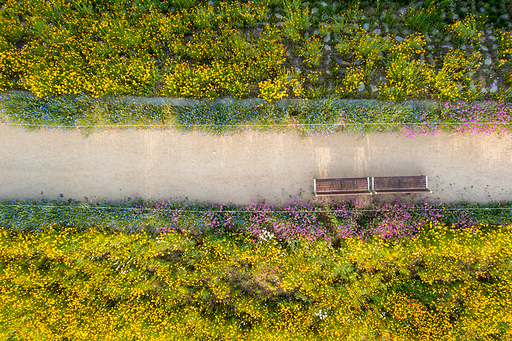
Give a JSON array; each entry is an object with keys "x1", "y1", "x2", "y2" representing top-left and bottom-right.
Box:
[
  {"x1": 298, "y1": 36, "x2": 324, "y2": 68},
  {"x1": 402, "y1": 0, "x2": 444, "y2": 32},
  {"x1": 283, "y1": 7, "x2": 310, "y2": 42},
  {"x1": 447, "y1": 14, "x2": 482, "y2": 46}
]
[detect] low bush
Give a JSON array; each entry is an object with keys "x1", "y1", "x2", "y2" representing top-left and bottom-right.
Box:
[
  {"x1": 168, "y1": 101, "x2": 289, "y2": 135},
  {"x1": 402, "y1": 1, "x2": 444, "y2": 33},
  {"x1": 283, "y1": 6, "x2": 310, "y2": 43},
  {"x1": 446, "y1": 14, "x2": 483, "y2": 46},
  {"x1": 298, "y1": 36, "x2": 324, "y2": 68}
]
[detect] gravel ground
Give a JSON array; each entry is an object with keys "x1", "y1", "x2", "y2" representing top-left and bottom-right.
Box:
[{"x1": 1, "y1": 123, "x2": 511, "y2": 206}]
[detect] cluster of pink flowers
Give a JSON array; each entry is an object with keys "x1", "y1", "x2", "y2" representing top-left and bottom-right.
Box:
[
  {"x1": 400, "y1": 101, "x2": 512, "y2": 137},
  {"x1": 149, "y1": 196, "x2": 489, "y2": 244}
]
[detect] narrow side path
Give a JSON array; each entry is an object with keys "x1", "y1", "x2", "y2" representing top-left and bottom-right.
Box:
[{"x1": 1, "y1": 124, "x2": 511, "y2": 205}]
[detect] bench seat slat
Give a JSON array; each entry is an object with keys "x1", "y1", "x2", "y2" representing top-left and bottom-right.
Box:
[
  {"x1": 315, "y1": 177, "x2": 371, "y2": 196},
  {"x1": 373, "y1": 175, "x2": 430, "y2": 194},
  {"x1": 374, "y1": 189, "x2": 431, "y2": 193}
]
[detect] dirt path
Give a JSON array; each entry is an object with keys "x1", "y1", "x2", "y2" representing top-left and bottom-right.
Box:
[{"x1": 1, "y1": 123, "x2": 512, "y2": 206}]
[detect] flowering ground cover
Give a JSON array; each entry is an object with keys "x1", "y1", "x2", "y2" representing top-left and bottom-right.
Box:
[
  {"x1": 1, "y1": 197, "x2": 511, "y2": 340},
  {"x1": 3, "y1": 92, "x2": 512, "y2": 137},
  {"x1": 0, "y1": 0, "x2": 512, "y2": 102}
]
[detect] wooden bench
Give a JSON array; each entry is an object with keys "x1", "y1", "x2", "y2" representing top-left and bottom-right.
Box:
[
  {"x1": 314, "y1": 177, "x2": 372, "y2": 196},
  {"x1": 372, "y1": 175, "x2": 431, "y2": 194}
]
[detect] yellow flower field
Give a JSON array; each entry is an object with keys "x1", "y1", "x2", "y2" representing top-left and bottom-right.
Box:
[
  {"x1": 1, "y1": 222, "x2": 511, "y2": 340},
  {"x1": 0, "y1": 0, "x2": 510, "y2": 102}
]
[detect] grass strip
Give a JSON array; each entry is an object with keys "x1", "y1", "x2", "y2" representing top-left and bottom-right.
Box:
[{"x1": 2, "y1": 93, "x2": 512, "y2": 137}]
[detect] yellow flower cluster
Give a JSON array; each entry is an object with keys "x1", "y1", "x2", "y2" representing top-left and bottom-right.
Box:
[
  {"x1": 498, "y1": 31, "x2": 512, "y2": 59},
  {"x1": 283, "y1": 7, "x2": 310, "y2": 43},
  {"x1": 165, "y1": 60, "x2": 249, "y2": 99},
  {"x1": 434, "y1": 50, "x2": 482, "y2": 101},
  {"x1": 0, "y1": 4, "x2": 26, "y2": 44},
  {"x1": 258, "y1": 73, "x2": 289, "y2": 102},
  {"x1": 162, "y1": 23, "x2": 286, "y2": 100},
  {"x1": 298, "y1": 36, "x2": 323, "y2": 68},
  {"x1": 497, "y1": 31, "x2": 512, "y2": 86},
  {"x1": 0, "y1": 0, "x2": 287, "y2": 99},
  {"x1": 0, "y1": 0, "x2": 161, "y2": 97},
  {"x1": 160, "y1": 4, "x2": 286, "y2": 100},
  {"x1": 335, "y1": 31, "x2": 483, "y2": 102},
  {"x1": 0, "y1": 41, "x2": 22, "y2": 91},
  {"x1": 372, "y1": 33, "x2": 429, "y2": 101},
  {"x1": 447, "y1": 14, "x2": 481, "y2": 45},
  {"x1": 341, "y1": 66, "x2": 365, "y2": 95}
]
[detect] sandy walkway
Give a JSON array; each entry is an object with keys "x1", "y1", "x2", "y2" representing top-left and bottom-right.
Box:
[{"x1": 1, "y1": 124, "x2": 511, "y2": 206}]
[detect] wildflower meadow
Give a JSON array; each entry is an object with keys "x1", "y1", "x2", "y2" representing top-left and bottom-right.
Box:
[
  {"x1": 2, "y1": 1, "x2": 512, "y2": 339},
  {"x1": 0, "y1": 0, "x2": 511, "y2": 102},
  {"x1": 1, "y1": 197, "x2": 511, "y2": 340}
]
